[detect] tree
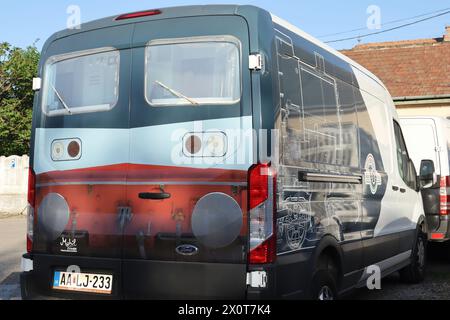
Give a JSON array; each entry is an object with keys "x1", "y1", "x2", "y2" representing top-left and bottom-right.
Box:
[{"x1": 0, "y1": 42, "x2": 40, "y2": 156}]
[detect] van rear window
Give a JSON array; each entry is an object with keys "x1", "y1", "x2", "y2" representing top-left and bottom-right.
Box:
[
  {"x1": 42, "y1": 48, "x2": 120, "y2": 116},
  {"x1": 145, "y1": 36, "x2": 241, "y2": 107}
]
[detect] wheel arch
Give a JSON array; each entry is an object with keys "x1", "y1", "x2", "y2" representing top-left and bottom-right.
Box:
[
  {"x1": 311, "y1": 235, "x2": 344, "y2": 289},
  {"x1": 417, "y1": 214, "x2": 427, "y2": 234}
]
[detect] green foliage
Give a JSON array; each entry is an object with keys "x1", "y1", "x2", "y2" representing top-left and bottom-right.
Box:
[{"x1": 0, "y1": 42, "x2": 39, "y2": 156}]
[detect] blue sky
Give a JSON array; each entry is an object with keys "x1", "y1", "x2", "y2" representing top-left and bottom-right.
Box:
[{"x1": 1, "y1": 0, "x2": 449, "y2": 51}]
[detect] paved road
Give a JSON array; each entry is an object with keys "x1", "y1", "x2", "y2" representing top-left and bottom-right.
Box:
[
  {"x1": 2, "y1": 216, "x2": 450, "y2": 300},
  {"x1": 0, "y1": 216, "x2": 26, "y2": 300}
]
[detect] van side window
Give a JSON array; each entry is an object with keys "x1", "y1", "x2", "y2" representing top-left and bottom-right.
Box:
[
  {"x1": 277, "y1": 37, "x2": 359, "y2": 169},
  {"x1": 393, "y1": 121, "x2": 414, "y2": 187},
  {"x1": 42, "y1": 48, "x2": 120, "y2": 116},
  {"x1": 300, "y1": 68, "x2": 340, "y2": 164}
]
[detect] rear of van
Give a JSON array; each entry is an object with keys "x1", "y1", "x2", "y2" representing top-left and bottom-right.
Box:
[
  {"x1": 21, "y1": 6, "x2": 277, "y2": 300},
  {"x1": 400, "y1": 116, "x2": 450, "y2": 241}
]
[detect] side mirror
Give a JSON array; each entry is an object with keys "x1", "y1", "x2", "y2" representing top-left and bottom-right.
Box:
[{"x1": 419, "y1": 159, "x2": 436, "y2": 189}]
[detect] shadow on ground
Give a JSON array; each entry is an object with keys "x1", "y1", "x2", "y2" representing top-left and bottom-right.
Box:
[
  {"x1": 0, "y1": 272, "x2": 21, "y2": 300},
  {"x1": 348, "y1": 242, "x2": 450, "y2": 300}
]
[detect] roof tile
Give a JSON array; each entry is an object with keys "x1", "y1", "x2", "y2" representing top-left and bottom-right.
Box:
[{"x1": 341, "y1": 36, "x2": 450, "y2": 97}]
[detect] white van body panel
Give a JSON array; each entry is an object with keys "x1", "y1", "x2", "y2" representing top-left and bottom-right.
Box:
[
  {"x1": 400, "y1": 116, "x2": 450, "y2": 177},
  {"x1": 352, "y1": 67, "x2": 421, "y2": 237}
]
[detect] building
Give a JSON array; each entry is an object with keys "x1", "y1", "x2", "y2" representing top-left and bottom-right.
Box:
[{"x1": 341, "y1": 26, "x2": 450, "y2": 118}]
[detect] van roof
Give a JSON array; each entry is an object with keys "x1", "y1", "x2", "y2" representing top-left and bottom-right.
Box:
[
  {"x1": 271, "y1": 14, "x2": 389, "y2": 94},
  {"x1": 45, "y1": 5, "x2": 243, "y2": 44},
  {"x1": 42, "y1": 4, "x2": 389, "y2": 95}
]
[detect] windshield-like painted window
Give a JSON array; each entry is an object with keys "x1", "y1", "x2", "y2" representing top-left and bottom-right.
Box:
[
  {"x1": 42, "y1": 48, "x2": 120, "y2": 116},
  {"x1": 145, "y1": 36, "x2": 241, "y2": 107}
]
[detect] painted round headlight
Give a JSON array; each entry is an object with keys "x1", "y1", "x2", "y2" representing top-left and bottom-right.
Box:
[
  {"x1": 52, "y1": 142, "x2": 65, "y2": 160},
  {"x1": 185, "y1": 135, "x2": 202, "y2": 155},
  {"x1": 206, "y1": 134, "x2": 225, "y2": 157},
  {"x1": 68, "y1": 140, "x2": 81, "y2": 158}
]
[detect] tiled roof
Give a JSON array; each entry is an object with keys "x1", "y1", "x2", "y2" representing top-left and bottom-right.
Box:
[{"x1": 340, "y1": 31, "x2": 450, "y2": 98}]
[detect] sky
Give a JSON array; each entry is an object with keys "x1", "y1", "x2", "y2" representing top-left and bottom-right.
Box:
[{"x1": 0, "y1": 0, "x2": 449, "y2": 51}]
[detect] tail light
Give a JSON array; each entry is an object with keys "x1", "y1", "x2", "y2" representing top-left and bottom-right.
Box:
[
  {"x1": 27, "y1": 168, "x2": 36, "y2": 253},
  {"x1": 440, "y1": 176, "x2": 450, "y2": 215},
  {"x1": 115, "y1": 9, "x2": 161, "y2": 21},
  {"x1": 248, "y1": 163, "x2": 276, "y2": 264}
]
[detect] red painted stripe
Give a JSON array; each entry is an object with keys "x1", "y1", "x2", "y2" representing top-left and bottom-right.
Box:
[{"x1": 37, "y1": 163, "x2": 248, "y2": 184}]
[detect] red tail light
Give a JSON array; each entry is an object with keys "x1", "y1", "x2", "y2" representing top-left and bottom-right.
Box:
[
  {"x1": 115, "y1": 9, "x2": 161, "y2": 21},
  {"x1": 26, "y1": 236, "x2": 33, "y2": 254},
  {"x1": 440, "y1": 176, "x2": 450, "y2": 215},
  {"x1": 249, "y1": 164, "x2": 269, "y2": 209},
  {"x1": 27, "y1": 168, "x2": 35, "y2": 206},
  {"x1": 431, "y1": 233, "x2": 445, "y2": 240},
  {"x1": 248, "y1": 164, "x2": 276, "y2": 264},
  {"x1": 249, "y1": 237, "x2": 277, "y2": 264},
  {"x1": 27, "y1": 168, "x2": 36, "y2": 253}
]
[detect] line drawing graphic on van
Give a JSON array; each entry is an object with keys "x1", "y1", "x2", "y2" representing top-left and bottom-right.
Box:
[{"x1": 21, "y1": 5, "x2": 431, "y2": 300}]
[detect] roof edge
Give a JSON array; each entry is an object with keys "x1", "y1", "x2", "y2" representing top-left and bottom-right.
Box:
[
  {"x1": 270, "y1": 14, "x2": 389, "y2": 92},
  {"x1": 393, "y1": 94, "x2": 450, "y2": 101}
]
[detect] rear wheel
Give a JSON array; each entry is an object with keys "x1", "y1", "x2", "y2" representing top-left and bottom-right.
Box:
[
  {"x1": 311, "y1": 270, "x2": 337, "y2": 300},
  {"x1": 310, "y1": 254, "x2": 339, "y2": 300},
  {"x1": 400, "y1": 226, "x2": 427, "y2": 283}
]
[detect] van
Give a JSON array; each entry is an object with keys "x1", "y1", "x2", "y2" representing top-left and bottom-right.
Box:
[
  {"x1": 400, "y1": 116, "x2": 450, "y2": 241},
  {"x1": 21, "y1": 5, "x2": 432, "y2": 300}
]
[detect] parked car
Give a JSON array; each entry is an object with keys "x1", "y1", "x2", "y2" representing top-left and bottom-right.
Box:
[
  {"x1": 21, "y1": 5, "x2": 432, "y2": 300},
  {"x1": 400, "y1": 116, "x2": 450, "y2": 241}
]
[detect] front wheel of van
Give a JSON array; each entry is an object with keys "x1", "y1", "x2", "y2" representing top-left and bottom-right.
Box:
[
  {"x1": 310, "y1": 270, "x2": 338, "y2": 300},
  {"x1": 400, "y1": 227, "x2": 427, "y2": 284}
]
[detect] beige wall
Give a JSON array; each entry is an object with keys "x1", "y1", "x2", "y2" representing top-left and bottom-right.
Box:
[
  {"x1": 396, "y1": 104, "x2": 450, "y2": 118},
  {"x1": 0, "y1": 155, "x2": 29, "y2": 215}
]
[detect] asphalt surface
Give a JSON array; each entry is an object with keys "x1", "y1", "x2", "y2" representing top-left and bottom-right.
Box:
[
  {"x1": 0, "y1": 216, "x2": 26, "y2": 300},
  {"x1": 1, "y1": 216, "x2": 450, "y2": 300}
]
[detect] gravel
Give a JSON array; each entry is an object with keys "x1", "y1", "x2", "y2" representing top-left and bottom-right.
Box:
[{"x1": 349, "y1": 242, "x2": 450, "y2": 300}]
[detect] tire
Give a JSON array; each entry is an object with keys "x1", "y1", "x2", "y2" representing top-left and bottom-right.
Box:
[
  {"x1": 400, "y1": 226, "x2": 427, "y2": 283},
  {"x1": 310, "y1": 270, "x2": 338, "y2": 300}
]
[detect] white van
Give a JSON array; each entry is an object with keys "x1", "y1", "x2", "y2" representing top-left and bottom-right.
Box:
[{"x1": 400, "y1": 116, "x2": 450, "y2": 241}]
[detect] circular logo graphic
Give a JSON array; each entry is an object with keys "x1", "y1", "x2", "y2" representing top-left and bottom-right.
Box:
[{"x1": 364, "y1": 154, "x2": 382, "y2": 195}]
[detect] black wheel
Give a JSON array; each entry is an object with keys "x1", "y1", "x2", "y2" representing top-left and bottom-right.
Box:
[
  {"x1": 310, "y1": 270, "x2": 338, "y2": 300},
  {"x1": 400, "y1": 226, "x2": 427, "y2": 283}
]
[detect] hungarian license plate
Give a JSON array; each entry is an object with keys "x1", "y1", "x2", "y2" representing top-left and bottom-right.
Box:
[{"x1": 53, "y1": 271, "x2": 113, "y2": 294}]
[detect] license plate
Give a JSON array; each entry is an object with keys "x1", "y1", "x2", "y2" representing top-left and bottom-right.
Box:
[{"x1": 53, "y1": 271, "x2": 113, "y2": 294}]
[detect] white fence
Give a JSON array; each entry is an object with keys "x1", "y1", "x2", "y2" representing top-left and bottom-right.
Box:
[{"x1": 0, "y1": 155, "x2": 29, "y2": 215}]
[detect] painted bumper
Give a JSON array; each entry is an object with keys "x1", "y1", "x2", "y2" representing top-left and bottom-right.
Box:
[{"x1": 20, "y1": 253, "x2": 276, "y2": 300}]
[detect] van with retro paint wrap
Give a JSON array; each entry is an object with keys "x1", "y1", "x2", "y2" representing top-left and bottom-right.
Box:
[{"x1": 21, "y1": 5, "x2": 432, "y2": 300}]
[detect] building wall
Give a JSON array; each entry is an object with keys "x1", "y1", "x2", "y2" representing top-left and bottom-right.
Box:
[
  {"x1": 396, "y1": 104, "x2": 450, "y2": 118},
  {"x1": 0, "y1": 155, "x2": 29, "y2": 215}
]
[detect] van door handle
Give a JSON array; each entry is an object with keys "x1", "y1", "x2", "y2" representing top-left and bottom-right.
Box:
[
  {"x1": 139, "y1": 192, "x2": 171, "y2": 200},
  {"x1": 392, "y1": 186, "x2": 399, "y2": 191}
]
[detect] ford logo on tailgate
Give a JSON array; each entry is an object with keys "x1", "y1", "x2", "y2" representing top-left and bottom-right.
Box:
[{"x1": 176, "y1": 244, "x2": 199, "y2": 256}]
